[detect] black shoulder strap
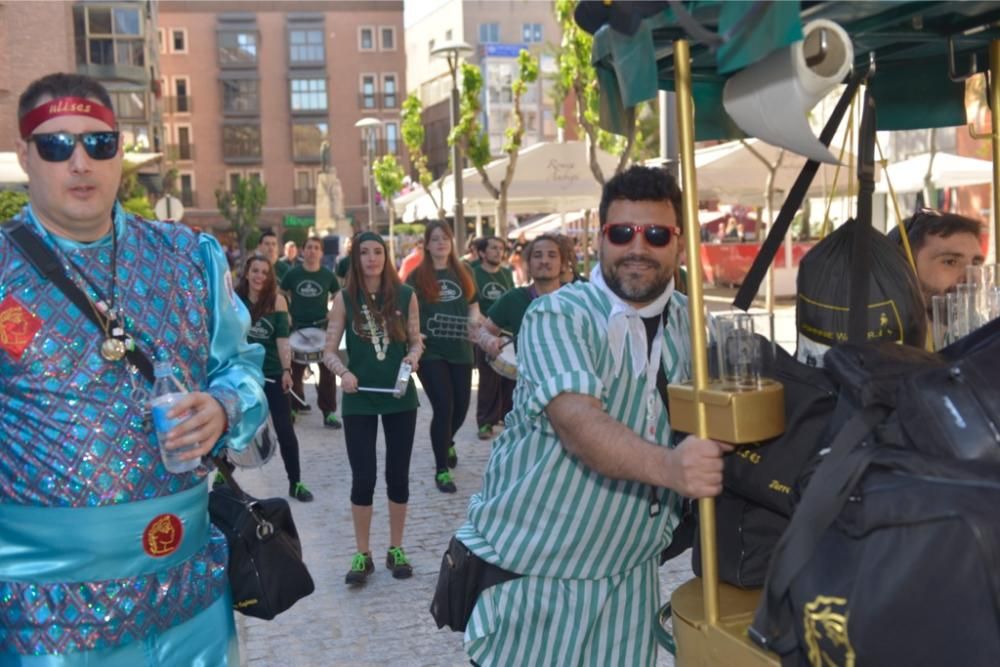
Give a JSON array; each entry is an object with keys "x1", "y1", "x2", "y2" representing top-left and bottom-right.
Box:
[{"x1": 2, "y1": 218, "x2": 155, "y2": 382}]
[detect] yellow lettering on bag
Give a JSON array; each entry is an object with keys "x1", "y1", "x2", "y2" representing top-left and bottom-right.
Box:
[
  {"x1": 768, "y1": 480, "x2": 791, "y2": 494},
  {"x1": 803, "y1": 596, "x2": 855, "y2": 667}
]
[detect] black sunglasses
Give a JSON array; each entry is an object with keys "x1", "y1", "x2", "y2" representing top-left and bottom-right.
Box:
[
  {"x1": 27, "y1": 131, "x2": 120, "y2": 162},
  {"x1": 602, "y1": 223, "x2": 681, "y2": 247}
]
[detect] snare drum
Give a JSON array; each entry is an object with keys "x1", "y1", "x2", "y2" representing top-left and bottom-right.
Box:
[
  {"x1": 488, "y1": 343, "x2": 518, "y2": 380},
  {"x1": 290, "y1": 327, "x2": 326, "y2": 364},
  {"x1": 226, "y1": 414, "x2": 277, "y2": 469}
]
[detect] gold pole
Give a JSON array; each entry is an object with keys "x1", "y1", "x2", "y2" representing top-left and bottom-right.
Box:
[
  {"x1": 673, "y1": 39, "x2": 719, "y2": 625},
  {"x1": 990, "y1": 41, "x2": 1000, "y2": 261}
]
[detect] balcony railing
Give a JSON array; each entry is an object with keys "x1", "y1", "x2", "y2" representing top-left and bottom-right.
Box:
[
  {"x1": 166, "y1": 143, "x2": 195, "y2": 161},
  {"x1": 163, "y1": 96, "x2": 194, "y2": 113},
  {"x1": 180, "y1": 190, "x2": 196, "y2": 207},
  {"x1": 357, "y1": 92, "x2": 398, "y2": 110},
  {"x1": 293, "y1": 188, "x2": 316, "y2": 206},
  {"x1": 358, "y1": 139, "x2": 402, "y2": 157}
]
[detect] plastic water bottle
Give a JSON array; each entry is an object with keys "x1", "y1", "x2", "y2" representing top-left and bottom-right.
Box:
[{"x1": 150, "y1": 361, "x2": 200, "y2": 473}]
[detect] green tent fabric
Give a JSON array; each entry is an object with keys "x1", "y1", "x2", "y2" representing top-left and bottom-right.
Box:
[{"x1": 584, "y1": 0, "x2": 1000, "y2": 138}]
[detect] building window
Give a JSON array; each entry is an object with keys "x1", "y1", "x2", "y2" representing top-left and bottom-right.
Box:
[
  {"x1": 173, "y1": 77, "x2": 191, "y2": 113},
  {"x1": 171, "y1": 28, "x2": 188, "y2": 53},
  {"x1": 380, "y1": 26, "x2": 395, "y2": 51},
  {"x1": 218, "y1": 31, "x2": 257, "y2": 65},
  {"x1": 110, "y1": 90, "x2": 146, "y2": 119},
  {"x1": 292, "y1": 121, "x2": 327, "y2": 162},
  {"x1": 479, "y1": 22, "x2": 499, "y2": 44},
  {"x1": 74, "y1": 5, "x2": 145, "y2": 68},
  {"x1": 227, "y1": 171, "x2": 243, "y2": 192},
  {"x1": 359, "y1": 26, "x2": 374, "y2": 51},
  {"x1": 289, "y1": 29, "x2": 324, "y2": 63},
  {"x1": 385, "y1": 122, "x2": 399, "y2": 155},
  {"x1": 382, "y1": 74, "x2": 397, "y2": 108},
  {"x1": 294, "y1": 170, "x2": 316, "y2": 206},
  {"x1": 290, "y1": 79, "x2": 327, "y2": 112},
  {"x1": 178, "y1": 172, "x2": 196, "y2": 207},
  {"x1": 222, "y1": 79, "x2": 259, "y2": 114},
  {"x1": 360, "y1": 74, "x2": 376, "y2": 109},
  {"x1": 222, "y1": 124, "x2": 261, "y2": 160},
  {"x1": 522, "y1": 23, "x2": 542, "y2": 43},
  {"x1": 487, "y1": 62, "x2": 514, "y2": 104},
  {"x1": 119, "y1": 123, "x2": 150, "y2": 151},
  {"x1": 174, "y1": 125, "x2": 193, "y2": 160},
  {"x1": 247, "y1": 171, "x2": 263, "y2": 184}
]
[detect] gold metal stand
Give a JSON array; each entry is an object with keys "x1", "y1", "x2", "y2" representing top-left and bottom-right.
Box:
[
  {"x1": 668, "y1": 380, "x2": 785, "y2": 444},
  {"x1": 668, "y1": 38, "x2": 779, "y2": 666}
]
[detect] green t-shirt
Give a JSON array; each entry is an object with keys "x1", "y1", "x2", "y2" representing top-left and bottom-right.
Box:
[
  {"x1": 240, "y1": 295, "x2": 290, "y2": 378},
  {"x1": 275, "y1": 259, "x2": 292, "y2": 282},
  {"x1": 487, "y1": 286, "x2": 536, "y2": 341},
  {"x1": 341, "y1": 286, "x2": 419, "y2": 416},
  {"x1": 473, "y1": 264, "x2": 515, "y2": 316},
  {"x1": 280, "y1": 264, "x2": 340, "y2": 329},
  {"x1": 336, "y1": 256, "x2": 351, "y2": 279},
  {"x1": 408, "y1": 267, "x2": 477, "y2": 364}
]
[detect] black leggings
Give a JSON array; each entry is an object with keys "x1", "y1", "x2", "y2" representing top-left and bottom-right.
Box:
[
  {"x1": 343, "y1": 410, "x2": 418, "y2": 506},
  {"x1": 416, "y1": 359, "x2": 473, "y2": 472},
  {"x1": 264, "y1": 378, "x2": 301, "y2": 485}
]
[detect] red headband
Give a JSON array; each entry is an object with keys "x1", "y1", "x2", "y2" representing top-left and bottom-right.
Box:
[{"x1": 19, "y1": 96, "x2": 117, "y2": 138}]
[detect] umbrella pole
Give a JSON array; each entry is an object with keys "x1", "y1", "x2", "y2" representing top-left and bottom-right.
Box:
[
  {"x1": 673, "y1": 38, "x2": 718, "y2": 625},
  {"x1": 990, "y1": 41, "x2": 1000, "y2": 262}
]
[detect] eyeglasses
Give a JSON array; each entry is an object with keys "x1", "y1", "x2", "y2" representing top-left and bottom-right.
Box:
[
  {"x1": 26, "y1": 131, "x2": 120, "y2": 162},
  {"x1": 602, "y1": 223, "x2": 681, "y2": 247}
]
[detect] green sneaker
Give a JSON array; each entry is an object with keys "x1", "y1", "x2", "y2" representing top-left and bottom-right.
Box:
[
  {"x1": 324, "y1": 413, "x2": 343, "y2": 430},
  {"x1": 212, "y1": 472, "x2": 225, "y2": 489},
  {"x1": 345, "y1": 552, "x2": 375, "y2": 585},
  {"x1": 478, "y1": 424, "x2": 493, "y2": 441},
  {"x1": 435, "y1": 470, "x2": 457, "y2": 493},
  {"x1": 289, "y1": 482, "x2": 314, "y2": 502},
  {"x1": 447, "y1": 445, "x2": 458, "y2": 468},
  {"x1": 385, "y1": 546, "x2": 413, "y2": 579}
]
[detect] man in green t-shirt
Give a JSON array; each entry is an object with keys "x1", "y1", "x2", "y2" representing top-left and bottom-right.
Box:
[
  {"x1": 280, "y1": 236, "x2": 343, "y2": 428},
  {"x1": 471, "y1": 236, "x2": 515, "y2": 440},
  {"x1": 275, "y1": 240, "x2": 300, "y2": 282}
]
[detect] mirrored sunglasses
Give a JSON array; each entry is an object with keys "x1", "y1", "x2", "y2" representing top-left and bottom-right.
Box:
[
  {"x1": 602, "y1": 223, "x2": 681, "y2": 247},
  {"x1": 27, "y1": 131, "x2": 120, "y2": 162}
]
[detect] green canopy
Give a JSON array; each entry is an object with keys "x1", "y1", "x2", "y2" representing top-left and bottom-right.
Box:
[{"x1": 584, "y1": 1, "x2": 1000, "y2": 138}]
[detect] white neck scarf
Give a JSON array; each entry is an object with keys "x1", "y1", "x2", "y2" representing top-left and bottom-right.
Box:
[{"x1": 590, "y1": 264, "x2": 674, "y2": 375}]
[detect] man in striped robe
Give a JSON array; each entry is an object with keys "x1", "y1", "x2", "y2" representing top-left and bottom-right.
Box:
[{"x1": 456, "y1": 166, "x2": 731, "y2": 666}]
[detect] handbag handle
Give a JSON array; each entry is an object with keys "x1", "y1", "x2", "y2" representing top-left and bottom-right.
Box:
[{"x1": 3, "y1": 217, "x2": 239, "y2": 488}]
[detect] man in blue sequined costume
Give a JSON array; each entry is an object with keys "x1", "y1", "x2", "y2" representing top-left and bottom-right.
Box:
[{"x1": 0, "y1": 73, "x2": 266, "y2": 666}]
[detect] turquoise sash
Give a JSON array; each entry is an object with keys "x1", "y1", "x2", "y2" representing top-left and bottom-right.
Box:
[{"x1": 0, "y1": 482, "x2": 209, "y2": 584}]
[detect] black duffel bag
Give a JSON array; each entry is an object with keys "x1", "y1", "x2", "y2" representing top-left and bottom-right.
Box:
[{"x1": 209, "y1": 461, "x2": 315, "y2": 620}]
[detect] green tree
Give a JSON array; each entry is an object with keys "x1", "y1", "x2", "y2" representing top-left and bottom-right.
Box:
[
  {"x1": 372, "y1": 153, "x2": 406, "y2": 262},
  {"x1": 0, "y1": 190, "x2": 29, "y2": 220},
  {"x1": 401, "y1": 93, "x2": 446, "y2": 219},
  {"x1": 215, "y1": 177, "x2": 267, "y2": 265},
  {"x1": 553, "y1": 0, "x2": 639, "y2": 184},
  {"x1": 118, "y1": 171, "x2": 156, "y2": 219},
  {"x1": 451, "y1": 49, "x2": 539, "y2": 239}
]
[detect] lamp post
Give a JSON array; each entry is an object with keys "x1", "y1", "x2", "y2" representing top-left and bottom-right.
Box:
[
  {"x1": 431, "y1": 39, "x2": 473, "y2": 252},
  {"x1": 355, "y1": 117, "x2": 383, "y2": 231}
]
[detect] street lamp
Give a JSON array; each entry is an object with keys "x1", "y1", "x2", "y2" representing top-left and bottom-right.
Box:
[
  {"x1": 431, "y1": 39, "x2": 473, "y2": 252},
  {"x1": 355, "y1": 117, "x2": 383, "y2": 231}
]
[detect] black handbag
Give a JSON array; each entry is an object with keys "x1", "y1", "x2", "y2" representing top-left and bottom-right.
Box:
[
  {"x1": 430, "y1": 536, "x2": 521, "y2": 633},
  {"x1": 209, "y1": 462, "x2": 315, "y2": 620}
]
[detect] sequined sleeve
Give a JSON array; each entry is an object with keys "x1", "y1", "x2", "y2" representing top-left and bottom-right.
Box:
[{"x1": 197, "y1": 233, "x2": 266, "y2": 454}]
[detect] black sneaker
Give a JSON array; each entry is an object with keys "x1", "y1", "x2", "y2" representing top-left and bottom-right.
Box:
[
  {"x1": 435, "y1": 470, "x2": 457, "y2": 493},
  {"x1": 289, "y1": 482, "x2": 315, "y2": 502},
  {"x1": 447, "y1": 445, "x2": 458, "y2": 468},
  {"x1": 295, "y1": 402, "x2": 311, "y2": 412},
  {"x1": 324, "y1": 413, "x2": 343, "y2": 430},
  {"x1": 385, "y1": 546, "x2": 413, "y2": 579},
  {"x1": 345, "y1": 552, "x2": 375, "y2": 585}
]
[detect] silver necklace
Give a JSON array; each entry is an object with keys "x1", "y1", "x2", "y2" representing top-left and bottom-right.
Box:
[{"x1": 361, "y1": 300, "x2": 389, "y2": 361}]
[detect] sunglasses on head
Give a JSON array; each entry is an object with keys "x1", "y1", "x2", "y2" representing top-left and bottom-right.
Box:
[
  {"x1": 602, "y1": 223, "x2": 681, "y2": 247},
  {"x1": 27, "y1": 131, "x2": 120, "y2": 162}
]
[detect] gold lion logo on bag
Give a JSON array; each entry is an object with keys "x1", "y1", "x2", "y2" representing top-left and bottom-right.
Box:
[{"x1": 803, "y1": 595, "x2": 855, "y2": 667}]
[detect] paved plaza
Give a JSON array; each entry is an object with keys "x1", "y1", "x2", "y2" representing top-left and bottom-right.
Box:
[{"x1": 233, "y1": 377, "x2": 694, "y2": 667}]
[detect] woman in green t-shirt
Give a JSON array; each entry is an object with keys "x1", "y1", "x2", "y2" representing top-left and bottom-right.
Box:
[
  {"x1": 406, "y1": 221, "x2": 480, "y2": 493},
  {"x1": 324, "y1": 232, "x2": 423, "y2": 585},
  {"x1": 235, "y1": 255, "x2": 314, "y2": 503}
]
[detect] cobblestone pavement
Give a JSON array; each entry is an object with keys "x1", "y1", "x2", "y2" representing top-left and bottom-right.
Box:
[{"x1": 233, "y1": 374, "x2": 707, "y2": 667}]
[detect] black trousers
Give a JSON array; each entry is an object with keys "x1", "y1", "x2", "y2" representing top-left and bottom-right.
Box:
[
  {"x1": 264, "y1": 377, "x2": 301, "y2": 485},
  {"x1": 475, "y1": 348, "x2": 514, "y2": 429},
  {"x1": 342, "y1": 410, "x2": 418, "y2": 506},
  {"x1": 416, "y1": 359, "x2": 472, "y2": 472},
  {"x1": 291, "y1": 360, "x2": 337, "y2": 415}
]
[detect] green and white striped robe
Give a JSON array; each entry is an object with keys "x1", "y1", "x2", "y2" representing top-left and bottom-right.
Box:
[{"x1": 456, "y1": 281, "x2": 692, "y2": 666}]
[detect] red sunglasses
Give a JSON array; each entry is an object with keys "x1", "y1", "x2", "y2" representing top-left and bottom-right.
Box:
[{"x1": 602, "y1": 223, "x2": 682, "y2": 247}]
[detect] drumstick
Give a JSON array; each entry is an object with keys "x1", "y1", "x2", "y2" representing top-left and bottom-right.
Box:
[{"x1": 264, "y1": 378, "x2": 308, "y2": 405}]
